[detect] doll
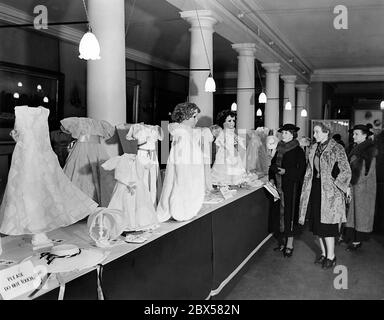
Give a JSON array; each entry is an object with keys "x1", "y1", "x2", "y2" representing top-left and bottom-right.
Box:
[{"x1": 157, "y1": 102, "x2": 213, "y2": 222}]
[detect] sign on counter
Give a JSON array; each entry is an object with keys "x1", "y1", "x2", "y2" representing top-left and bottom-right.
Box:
[{"x1": 0, "y1": 260, "x2": 40, "y2": 300}]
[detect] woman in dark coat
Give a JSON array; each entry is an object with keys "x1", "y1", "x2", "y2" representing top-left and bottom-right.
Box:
[
  {"x1": 269, "y1": 124, "x2": 306, "y2": 257},
  {"x1": 344, "y1": 124, "x2": 377, "y2": 250}
]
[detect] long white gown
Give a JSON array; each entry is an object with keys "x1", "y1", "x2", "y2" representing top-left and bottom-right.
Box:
[
  {"x1": 157, "y1": 123, "x2": 213, "y2": 222},
  {"x1": 211, "y1": 129, "x2": 246, "y2": 186},
  {"x1": 0, "y1": 106, "x2": 98, "y2": 235}
]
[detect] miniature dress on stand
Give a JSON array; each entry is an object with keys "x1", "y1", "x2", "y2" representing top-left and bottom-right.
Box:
[
  {"x1": 0, "y1": 106, "x2": 98, "y2": 236},
  {"x1": 211, "y1": 128, "x2": 246, "y2": 186},
  {"x1": 126, "y1": 123, "x2": 163, "y2": 207},
  {"x1": 61, "y1": 117, "x2": 115, "y2": 205},
  {"x1": 102, "y1": 153, "x2": 158, "y2": 231},
  {"x1": 246, "y1": 128, "x2": 270, "y2": 176},
  {"x1": 157, "y1": 123, "x2": 213, "y2": 222}
]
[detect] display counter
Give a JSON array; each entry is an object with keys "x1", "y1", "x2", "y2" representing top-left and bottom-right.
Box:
[{"x1": 0, "y1": 185, "x2": 271, "y2": 300}]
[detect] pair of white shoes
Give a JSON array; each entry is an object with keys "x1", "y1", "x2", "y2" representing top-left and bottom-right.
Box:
[{"x1": 125, "y1": 233, "x2": 151, "y2": 244}]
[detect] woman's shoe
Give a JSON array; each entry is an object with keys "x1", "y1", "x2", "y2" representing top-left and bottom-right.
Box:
[
  {"x1": 283, "y1": 247, "x2": 294, "y2": 258},
  {"x1": 346, "y1": 242, "x2": 362, "y2": 251},
  {"x1": 322, "y1": 256, "x2": 337, "y2": 269},
  {"x1": 314, "y1": 255, "x2": 326, "y2": 264}
]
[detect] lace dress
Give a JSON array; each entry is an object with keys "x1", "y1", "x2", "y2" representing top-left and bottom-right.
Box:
[
  {"x1": 61, "y1": 117, "x2": 115, "y2": 204},
  {"x1": 156, "y1": 123, "x2": 213, "y2": 222},
  {"x1": 0, "y1": 106, "x2": 98, "y2": 235}
]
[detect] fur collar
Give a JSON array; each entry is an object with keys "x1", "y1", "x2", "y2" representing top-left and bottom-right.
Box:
[{"x1": 349, "y1": 139, "x2": 377, "y2": 185}]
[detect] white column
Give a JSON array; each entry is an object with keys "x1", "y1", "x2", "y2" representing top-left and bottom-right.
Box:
[
  {"x1": 87, "y1": 0, "x2": 126, "y2": 156},
  {"x1": 261, "y1": 63, "x2": 280, "y2": 130},
  {"x1": 232, "y1": 43, "x2": 257, "y2": 130},
  {"x1": 295, "y1": 84, "x2": 309, "y2": 137},
  {"x1": 181, "y1": 10, "x2": 217, "y2": 127},
  {"x1": 281, "y1": 75, "x2": 297, "y2": 125}
]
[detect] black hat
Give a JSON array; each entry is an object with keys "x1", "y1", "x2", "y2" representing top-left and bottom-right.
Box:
[
  {"x1": 278, "y1": 123, "x2": 300, "y2": 132},
  {"x1": 349, "y1": 124, "x2": 373, "y2": 136}
]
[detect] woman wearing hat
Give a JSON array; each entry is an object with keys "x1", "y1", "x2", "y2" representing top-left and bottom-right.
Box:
[
  {"x1": 344, "y1": 124, "x2": 377, "y2": 250},
  {"x1": 269, "y1": 124, "x2": 306, "y2": 257},
  {"x1": 299, "y1": 122, "x2": 351, "y2": 269}
]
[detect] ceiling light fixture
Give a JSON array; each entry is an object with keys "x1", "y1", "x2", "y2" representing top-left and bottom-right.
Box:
[
  {"x1": 285, "y1": 100, "x2": 292, "y2": 110},
  {"x1": 79, "y1": 0, "x2": 101, "y2": 60},
  {"x1": 256, "y1": 108, "x2": 262, "y2": 116},
  {"x1": 231, "y1": 102, "x2": 237, "y2": 111},
  {"x1": 255, "y1": 62, "x2": 267, "y2": 103},
  {"x1": 380, "y1": 100, "x2": 384, "y2": 110},
  {"x1": 301, "y1": 108, "x2": 307, "y2": 117},
  {"x1": 195, "y1": 8, "x2": 215, "y2": 92}
]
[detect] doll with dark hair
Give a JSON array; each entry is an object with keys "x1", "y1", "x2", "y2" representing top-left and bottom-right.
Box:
[
  {"x1": 157, "y1": 102, "x2": 213, "y2": 222},
  {"x1": 211, "y1": 109, "x2": 246, "y2": 186},
  {"x1": 216, "y1": 110, "x2": 237, "y2": 129}
]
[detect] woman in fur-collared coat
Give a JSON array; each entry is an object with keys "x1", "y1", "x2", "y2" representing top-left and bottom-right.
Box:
[
  {"x1": 299, "y1": 122, "x2": 351, "y2": 269},
  {"x1": 344, "y1": 125, "x2": 377, "y2": 251}
]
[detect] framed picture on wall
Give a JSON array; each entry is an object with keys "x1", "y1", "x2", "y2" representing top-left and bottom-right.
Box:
[
  {"x1": 0, "y1": 61, "x2": 64, "y2": 141},
  {"x1": 354, "y1": 109, "x2": 383, "y2": 131}
]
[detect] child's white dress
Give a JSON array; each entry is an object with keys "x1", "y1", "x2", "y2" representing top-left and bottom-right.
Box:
[
  {"x1": 0, "y1": 106, "x2": 98, "y2": 235},
  {"x1": 157, "y1": 123, "x2": 213, "y2": 222},
  {"x1": 211, "y1": 129, "x2": 246, "y2": 186},
  {"x1": 102, "y1": 153, "x2": 158, "y2": 231},
  {"x1": 61, "y1": 117, "x2": 115, "y2": 204},
  {"x1": 126, "y1": 123, "x2": 163, "y2": 207}
]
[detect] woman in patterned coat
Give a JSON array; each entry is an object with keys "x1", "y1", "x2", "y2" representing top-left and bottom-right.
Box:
[{"x1": 299, "y1": 122, "x2": 351, "y2": 269}]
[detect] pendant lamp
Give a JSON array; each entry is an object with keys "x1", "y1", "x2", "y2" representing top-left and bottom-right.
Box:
[
  {"x1": 285, "y1": 100, "x2": 292, "y2": 110},
  {"x1": 79, "y1": 0, "x2": 101, "y2": 60}
]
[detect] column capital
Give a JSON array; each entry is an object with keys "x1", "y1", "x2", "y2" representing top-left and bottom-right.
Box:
[
  {"x1": 295, "y1": 84, "x2": 309, "y2": 91},
  {"x1": 231, "y1": 43, "x2": 257, "y2": 57},
  {"x1": 261, "y1": 62, "x2": 280, "y2": 73},
  {"x1": 281, "y1": 75, "x2": 297, "y2": 83},
  {"x1": 180, "y1": 10, "x2": 218, "y2": 30}
]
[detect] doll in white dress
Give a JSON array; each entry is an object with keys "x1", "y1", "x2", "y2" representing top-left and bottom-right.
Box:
[
  {"x1": 0, "y1": 106, "x2": 98, "y2": 246},
  {"x1": 61, "y1": 117, "x2": 115, "y2": 204},
  {"x1": 126, "y1": 123, "x2": 163, "y2": 207},
  {"x1": 157, "y1": 102, "x2": 213, "y2": 222},
  {"x1": 211, "y1": 110, "x2": 246, "y2": 186},
  {"x1": 102, "y1": 153, "x2": 158, "y2": 232}
]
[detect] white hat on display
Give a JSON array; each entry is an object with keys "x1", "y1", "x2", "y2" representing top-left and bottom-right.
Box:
[{"x1": 26, "y1": 244, "x2": 107, "y2": 274}]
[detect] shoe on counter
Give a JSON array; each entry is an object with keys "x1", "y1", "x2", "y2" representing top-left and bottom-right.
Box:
[
  {"x1": 322, "y1": 256, "x2": 337, "y2": 269},
  {"x1": 314, "y1": 255, "x2": 326, "y2": 264},
  {"x1": 346, "y1": 242, "x2": 362, "y2": 251}
]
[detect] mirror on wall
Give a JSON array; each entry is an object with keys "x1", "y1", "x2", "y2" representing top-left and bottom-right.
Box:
[{"x1": 0, "y1": 61, "x2": 64, "y2": 141}]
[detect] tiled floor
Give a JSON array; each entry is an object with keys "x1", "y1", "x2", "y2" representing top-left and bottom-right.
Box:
[{"x1": 225, "y1": 229, "x2": 384, "y2": 300}]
